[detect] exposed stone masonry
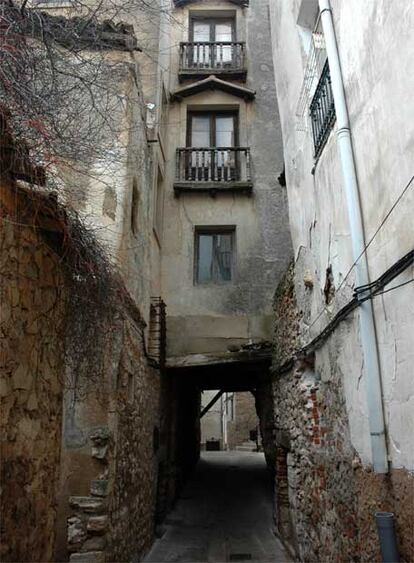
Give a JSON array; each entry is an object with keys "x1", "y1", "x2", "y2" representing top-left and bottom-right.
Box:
[
  {"x1": 0, "y1": 194, "x2": 65, "y2": 562},
  {"x1": 0, "y1": 179, "x2": 165, "y2": 563},
  {"x1": 271, "y1": 266, "x2": 414, "y2": 562}
]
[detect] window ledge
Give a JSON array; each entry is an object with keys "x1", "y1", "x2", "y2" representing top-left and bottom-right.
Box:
[
  {"x1": 174, "y1": 181, "x2": 253, "y2": 196},
  {"x1": 178, "y1": 68, "x2": 247, "y2": 83},
  {"x1": 30, "y1": 0, "x2": 73, "y2": 8}
]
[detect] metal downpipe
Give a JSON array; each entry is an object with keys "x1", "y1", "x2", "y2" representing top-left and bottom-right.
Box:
[{"x1": 375, "y1": 512, "x2": 400, "y2": 562}]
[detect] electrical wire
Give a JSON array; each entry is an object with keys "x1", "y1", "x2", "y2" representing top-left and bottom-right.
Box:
[
  {"x1": 274, "y1": 248, "x2": 414, "y2": 375},
  {"x1": 335, "y1": 174, "x2": 414, "y2": 295},
  {"x1": 306, "y1": 174, "x2": 414, "y2": 331},
  {"x1": 373, "y1": 278, "x2": 414, "y2": 298}
]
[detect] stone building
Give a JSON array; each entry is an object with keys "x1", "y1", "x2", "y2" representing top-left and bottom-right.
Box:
[
  {"x1": 160, "y1": 0, "x2": 292, "y2": 361},
  {"x1": 268, "y1": 0, "x2": 414, "y2": 561},
  {"x1": 0, "y1": 8, "x2": 168, "y2": 562},
  {"x1": 2, "y1": 0, "x2": 413, "y2": 562},
  {"x1": 156, "y1": 0, "x2": 292, "y2": 483},
  {"x1": 2, "y1": 0, "x2": 291, "y2": 560}
]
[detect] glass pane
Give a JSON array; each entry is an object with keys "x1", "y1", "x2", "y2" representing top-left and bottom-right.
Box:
[
  {"x1": 215, "y1": 117, "x2": 235, "y2": 170},
  {"x1": 215, "y1": 23, "x2": 232, "y2": 63},
  {"x1": 198, "y1": 235, "x2": 213, "y2": 283},
  {"x1": 215, "y1": 116, "x2": 234, "y2": 147},
  {"x1": 215, "y1": 23, "x2": 232, "y2": 42},
  {"x1": 193, "y1": 22, "x2": 210, "y2": 42},
  {"x1": 193, "y1": 22, "x2": 210, "y2": 65},
  {"x1": 191, "y1": 116, "x2": 210, "y2": 147},
  {"x1": 214, "y1": 233, "x2": 233, "y2": 281}
]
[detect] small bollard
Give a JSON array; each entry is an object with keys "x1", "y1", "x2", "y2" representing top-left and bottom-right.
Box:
[{"x1": 375, "y1": 512, "x2": 400, "y2": 563}]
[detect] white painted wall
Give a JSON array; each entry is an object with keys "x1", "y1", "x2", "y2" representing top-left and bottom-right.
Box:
[{"x1": 269, "y1": 0, "x2": 414, "y2": 469}]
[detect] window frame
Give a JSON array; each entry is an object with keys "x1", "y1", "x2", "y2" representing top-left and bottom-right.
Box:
[
  {"x1": 194, "y1": 226, "x2": 236, "y2": 285},
  {"x1": 187, "y1": 110, "x2": 239, "y2": 148},
  {"x1": 190, "y1": 16, "x2": 236, "y2": 43},
  {"x1": 153, "y1": 166, "x2": 165, "y2": 245},
  {"x1": 130, "y1": 179, "x2": 139, "y2": 236}
]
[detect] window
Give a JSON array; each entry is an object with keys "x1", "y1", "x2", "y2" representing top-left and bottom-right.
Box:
[
  {"x1": 309, "y1": 59, "x2": 335, "y2": 159},
  {"x1": 191, "y1": 18, "x2": 235, "y2": 43},
  {"x1": 188, "y1": 111, "x2": 237, "y2": 148},
  {"x1": 159, "y1": 84, "x2": 168, "y2": 142},
  {"x1": 195, "y1": 228, "x2": 235, "y2": 284},
  {"x1": 153, "y1": 168, "x2": 164, "y2": 241},
  {"x1": 190, "y1": 16, "x2": 235, "y2": 66},
  {"x1": 131, "y1": 180, "x2": 139, "y2": 235},
  {"x1": 295, "y1": 11, "x2": 336, "y2": 158},
  {"x1": 187, "y1": 111, "x2": 239, "y2": 180}
]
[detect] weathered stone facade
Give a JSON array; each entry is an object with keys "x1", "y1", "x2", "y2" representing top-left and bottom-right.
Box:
[
  {"x1": 271, "y1": 270, "x2": 414, "y2": 562},
  {"x1": 0, "y1": 182, "x2": 65, "y2": 562},
  {"x1": 62, "y1": 317, "x2": 161, "y2": 563},
  {"x1": 108, "y1": 320, "x2": 161, "y2": 562},
  {"x1": 0, "y1": 174, "x2": 165, "y2": 563}
]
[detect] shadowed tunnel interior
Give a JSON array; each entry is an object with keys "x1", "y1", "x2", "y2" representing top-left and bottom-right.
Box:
[
  {"x1": 150, "y1": 357, "x2": 287, "y2": 563},
  {"x1": 145, "y1": 452, "x2": 291, "y2": 563}
]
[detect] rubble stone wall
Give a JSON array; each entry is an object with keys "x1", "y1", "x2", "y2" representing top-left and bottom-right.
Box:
[
  {"x1": 108, "y1": 319, "x2": 161, "y2": 562},
  {"x1": 0, "y1": 198, "x2": 65, "y2": 562},
  {"x1": 272, "y1": 269, "x2": 414, "y2": 563},
  {"x1": 62, "y1": 314, "x2": 161, "y2": 563}
]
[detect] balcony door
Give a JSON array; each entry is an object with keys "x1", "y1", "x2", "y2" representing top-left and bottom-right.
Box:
[
  {"x1": 187, "y1": 112, "x2": 238, "y2": 181},
  {"x1": 191, "y1": 19, "x2": 234, "y2": 66}
]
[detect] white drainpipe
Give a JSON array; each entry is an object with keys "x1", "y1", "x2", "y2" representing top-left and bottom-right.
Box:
[
  {"x1": 222, "y1": 395, "x2": 228, "y2": 450},
  {"x1": 318, "y1": 0, "x2": 388, "y2": 473}
]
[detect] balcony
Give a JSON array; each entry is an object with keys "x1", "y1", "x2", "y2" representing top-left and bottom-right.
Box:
[
  {"x1": 174, "y1": 147, "x2": 252, "y2": 195},
  {"x1": 179, "y1": 42, "x2": 247, "y2": 82},
  {"x1": 309, "y1": 59, "x2": 336, "y2": 159}
]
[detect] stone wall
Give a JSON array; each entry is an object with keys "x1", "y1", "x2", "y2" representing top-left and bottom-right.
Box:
[
  {"x1": 108, "y1": 319, "x2": 161, "y2": 562},
  {"x1": 0, "y1": 179, "x2": 166, "y2": 563},
  {"x1": 227, "y1": 392, "x2": 259, "y2": 450},
  {"x1": 60, "y1": 312, "x2": 162, "y2": 563},
  {"x1": 0, "y1": 186, "x2": 65, "y2": 562},
  {"x1": 271, "y1": 273, "x2": 414, "y2": 562}
]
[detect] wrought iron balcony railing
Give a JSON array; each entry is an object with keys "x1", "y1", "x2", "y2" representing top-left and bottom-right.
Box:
[
  {"x1": 309, "y1": 59, "x2": 336, "y2": 159},
  {"x1": 174, "y1": 147, "x2": 252, "y2": 194},
  {"x1": 179, "y1": 42, "x2": 246, "y2": 78}
]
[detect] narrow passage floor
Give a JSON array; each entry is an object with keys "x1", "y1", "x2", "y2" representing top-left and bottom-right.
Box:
[{"x1": 144, "y1": 451, "x2": 292, "y2": 563}]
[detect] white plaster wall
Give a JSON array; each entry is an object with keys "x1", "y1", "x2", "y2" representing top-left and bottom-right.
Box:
[{"x1": 269, "y1": 0, "x2": 414, "y2": 469}]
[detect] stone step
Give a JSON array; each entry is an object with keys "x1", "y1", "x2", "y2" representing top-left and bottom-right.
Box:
[
  {"x1": 69, "y1": 496, "x2": 106, "y2": 514},
  {"x1": 69, "y1": 551, "x2": 105, "y2": 563}
]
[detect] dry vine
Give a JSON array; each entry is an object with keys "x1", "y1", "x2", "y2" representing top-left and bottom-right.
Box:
[{"x1": 0, "y1": 0, "x2": 168, "y2": 396}]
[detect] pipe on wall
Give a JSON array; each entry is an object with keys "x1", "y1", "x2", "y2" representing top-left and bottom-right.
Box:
[
  {"x1": 318, "y1": 0, "x2": 389, "y2": 473},
  {"x1": 375, "y1": 512, "x2": 400, "y2": 562}
]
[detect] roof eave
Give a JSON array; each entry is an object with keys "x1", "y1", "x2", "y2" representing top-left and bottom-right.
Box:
[{"x1": 170, "y1": 76, "x2": 256, "y2": 102}]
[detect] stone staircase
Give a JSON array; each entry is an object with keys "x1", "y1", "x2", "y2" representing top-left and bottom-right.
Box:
[{"x1": 67, "y1": 428, "x2": 111, "y2": 563}]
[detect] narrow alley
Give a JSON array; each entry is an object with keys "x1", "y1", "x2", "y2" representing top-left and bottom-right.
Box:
[
  {"x1": 145, "y1": 452, "x2": 291, "y2": 563},
  {"x1": 1, "y1": 0, "x2": 413, "y2": 562}
]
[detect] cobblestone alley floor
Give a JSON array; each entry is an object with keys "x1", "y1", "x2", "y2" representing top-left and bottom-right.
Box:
[{"x1": 144, "y1": 451, "x2": 292, "y2": 563}]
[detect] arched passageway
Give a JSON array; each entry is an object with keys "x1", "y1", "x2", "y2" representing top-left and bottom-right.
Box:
[{"x1": 149, "y1": 354, "x2": 291, "y2": 563}]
